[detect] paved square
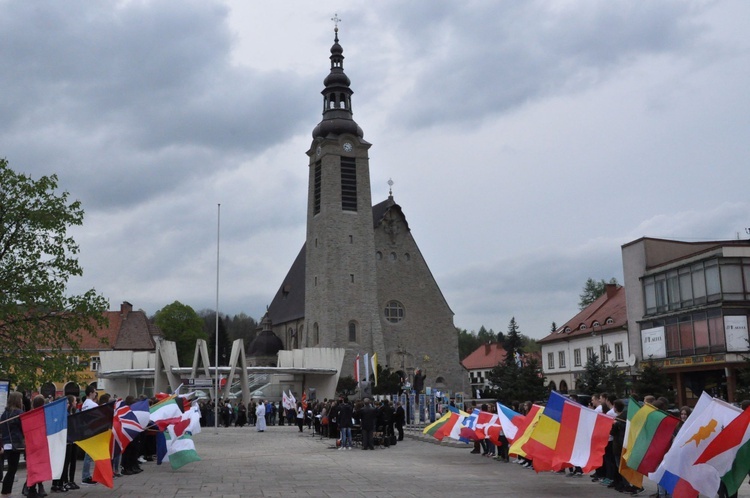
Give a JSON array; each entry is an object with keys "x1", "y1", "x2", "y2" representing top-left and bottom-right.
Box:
[{"x1": 7, "y1": 424, "x2": 750, "y2": 497}]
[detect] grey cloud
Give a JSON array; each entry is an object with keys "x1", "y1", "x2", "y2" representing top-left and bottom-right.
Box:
[
  {"x1": 373, "y1": 1, "x2": 706, "y2": 128},
  {"x1": 1, "y1": 0, "x2": 317, "y2": 210}
]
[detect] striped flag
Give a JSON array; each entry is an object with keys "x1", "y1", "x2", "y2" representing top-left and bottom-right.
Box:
[
  {"x1": 68, "y1": 403, "x2": 115, "y2": 488},
  {"x1": 509, "y1": 405, "x2": 544, "y2": 458},
  {"x1": 149, "y1": 395, "x2": 184, "y2": 432},
  {"x1": 497, "y1": 402, "x2": 525, "y2": 441},
  {"x1": 522, "y1": 391, "x2": 613, "y2": 472},
  {"x1": 354, "y1": 354, "x2": 361, "y2": 383},
  {"x1": 650, "y1": 392, "x2": 741, "y2": 497},
  {"x1": 423, "y1": 412, "x2": 452, "y2": 439},
  {"x1": 19, "y1": 398, "x2": 67, "y2": 487},
  {"x1": 694, "y1": 405, "x2": 750, "y2": 497},
  {"x1": 619, "y1": 398, "x2": 680, "y2": 487}
]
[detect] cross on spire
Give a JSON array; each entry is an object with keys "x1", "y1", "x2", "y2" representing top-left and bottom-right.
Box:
[{"x1": 331, "y1": 13, "x2": 341, "y2": 31}]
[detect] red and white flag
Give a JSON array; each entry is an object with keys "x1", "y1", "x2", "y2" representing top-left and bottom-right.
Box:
[{"x1": 354, "y1": 354, "x2": 361, "y2": 383}]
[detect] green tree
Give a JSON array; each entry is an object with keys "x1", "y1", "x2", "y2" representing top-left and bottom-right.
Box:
[
  {"x1": 486, "y1": 318, "x2": 547, "y2": 404},
  {"x1": 576, "y1": 354, "x2": 607, "y2": 395},
  {"x1": 520, "y1": 334, "x2": 540, "y2": 353},
  {"x1": 336, "y1": 375, "x2": 357, "y2": 396},
  {"x1": 0, "y1": 159, "x2": 108, "y2": 387},
  {"x1": 225, "y1": 312, "x2": 258, "y2": 344},
  {"x1": 457, "y1": 327, "x2": 482, "y2": 361},
  {"x1": 578, "y1": 277, "x2": 619, "y2": 310},
  {"x1": 154, "y1": 301, "x2": 208, "y2": 366},
  {"x1": 477, "y1": 325, "x2": 495, "y2": 343},
  {"x1": 502, "y1": 317, "x2": 523, "y2": 364},
  {"x1": 600, "y1": 363, "x2": 628, "y2": 398},
  {"x1": 632, "y1": 359, "x2": 671, "y2": 400},
  {"x1": 200, "y1": 311, "x2": 231, "y2": 365},
  {"x1": 371, "y1": 364, "x2": 402, "y2": 395}
]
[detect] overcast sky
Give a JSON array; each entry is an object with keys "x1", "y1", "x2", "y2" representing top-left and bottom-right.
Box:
[{"x1": 2, "y1": 1, "x2": 748, "y2": 340}]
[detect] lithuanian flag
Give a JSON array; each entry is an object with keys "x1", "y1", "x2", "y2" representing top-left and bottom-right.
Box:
[
  {"x1": 619, "y1": 397, "x2": 680, "y2": 488},
  {"x1": 423, "y1": 412, "x2": 452, "y2": 439},
  {"x1": 68, "y1": 402, "x2": 115, "y2": 488}
]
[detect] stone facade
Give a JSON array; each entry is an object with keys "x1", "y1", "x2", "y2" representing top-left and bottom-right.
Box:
[
  {"x1": 374, "y1": 202, "x2": 464, "y2": 392},
  {"x1": 266, "y1": 28, "x2": 464, "y2": 395}
]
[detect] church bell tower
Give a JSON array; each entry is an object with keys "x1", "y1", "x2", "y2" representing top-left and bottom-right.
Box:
[{"x1": 304, "y1": 21, "x2": 385, "y2": 378}]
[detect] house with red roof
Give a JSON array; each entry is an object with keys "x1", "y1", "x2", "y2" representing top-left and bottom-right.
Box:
[
  {"x1": 38, "y1": 301, "x2": 160, "y2": 399},
  {"x1": 537, "y1": 284, "x2": 632, "y2": 394},
  {"x1": 461, "y1": 342, "x2": 508, "y2": 394}
]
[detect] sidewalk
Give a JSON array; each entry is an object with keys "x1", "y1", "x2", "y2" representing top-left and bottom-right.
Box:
[{"x1": 3, "y1": 424, "x2": 749, "y2": 497}]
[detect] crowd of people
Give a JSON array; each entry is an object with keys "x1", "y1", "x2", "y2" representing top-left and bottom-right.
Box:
[
  {"x1": 1, "y1": 386, "x2": 160, "y2": 498},
  {"x1": 462, "y1": 393, "x2": 750, "y2": 498},
  {"x1": 196, "y1": 395, "x2": 407, "y2": 451}
]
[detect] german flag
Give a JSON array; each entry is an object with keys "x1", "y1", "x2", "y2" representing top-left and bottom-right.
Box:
[{"x1": 68, "y1": 402, "x2": 115, "y2": 488}]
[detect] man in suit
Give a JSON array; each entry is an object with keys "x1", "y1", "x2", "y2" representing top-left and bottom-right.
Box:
[
  {"x1": 394, "y1": 401, "x2": 405, "y2": 441},
  {"x1": 358, "y1": 398, "x2": 377, "y2": 450},
  {"x1": 379, "y1": 399, "x2": 395, "y2": 447}
]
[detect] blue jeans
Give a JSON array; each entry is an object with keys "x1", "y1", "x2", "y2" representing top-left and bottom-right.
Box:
[
  {"x1": 82, "y1": 453, "x2": 93, "y2": 480},
  {"x1": 340, "y1": 427, "x2": 352, "y2": 448}
]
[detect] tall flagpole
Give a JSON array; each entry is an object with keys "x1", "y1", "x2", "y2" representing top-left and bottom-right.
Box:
[{"x1": 214, "y1": 203, "x2": 221, "y2": 433}]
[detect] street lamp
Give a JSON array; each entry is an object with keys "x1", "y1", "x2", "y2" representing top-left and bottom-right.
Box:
[{"x1": 592, "y1": 322, "x2": 610, "y2": 364}]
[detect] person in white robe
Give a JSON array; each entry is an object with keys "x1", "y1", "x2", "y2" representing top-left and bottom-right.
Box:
[{"x1": 256, "y1": 400, "x2": 267, "y2": 432}]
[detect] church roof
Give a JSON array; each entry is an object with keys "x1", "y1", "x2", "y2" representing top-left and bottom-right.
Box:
[
  {"x1": 267, "y1": 198, "x2": 410, "y2": 327},
  {"x1": 372, "y1": 195, "x2": 410, "y2": 231},
  {"x1": 267, "y1": 245, "x2": 306, "y2": 326}
]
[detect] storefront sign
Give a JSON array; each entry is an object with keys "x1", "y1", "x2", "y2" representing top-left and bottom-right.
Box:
[
  {"x1": 661, "y1": 354, "x2": 726, "y2": 368},
  {"x1": 725, "y1": 315, "x2": 749, "y2": 352},
  {"x1": 641, "y1": 326, "x2": 666, "y2": 358}
]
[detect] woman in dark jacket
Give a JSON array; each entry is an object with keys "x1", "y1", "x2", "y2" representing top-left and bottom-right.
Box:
[{"x1": 1, "y1": 391, "x2": 25, "y2": 497}]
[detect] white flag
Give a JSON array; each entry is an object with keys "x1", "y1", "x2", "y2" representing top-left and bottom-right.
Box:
[
  {"x1": 364, "y1": 353, "x2": 370, "y2": 383},
  {"x1": 649, "y1": 392, "x2": 741, "y2": 496}
]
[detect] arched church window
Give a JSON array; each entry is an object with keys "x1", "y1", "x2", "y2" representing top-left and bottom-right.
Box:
[
  {"x1": 404, "y1": 253, "x2": 411, "y2": 261},
  {"x1": 384, "y1": 301, "x2": 405, "y2": 323},
  {"x1": 376, "y1": 251, "x2": 383, "y2": 260},
  {"x1": 348, "y1": 322, "x2": 357, "y2": 342}
]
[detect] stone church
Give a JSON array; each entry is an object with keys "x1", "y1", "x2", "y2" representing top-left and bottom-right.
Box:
[{"x1": 264, "y1": 26, "x2": 465, "y2": 394}]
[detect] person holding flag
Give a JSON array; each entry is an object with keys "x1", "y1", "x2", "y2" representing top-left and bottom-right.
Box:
[
  {"x1": 296, "y1": 401, "x2": 305, "y2": 432},
  {"x1": 1, "y1": 392, "x2": 26, "y2": 497}
]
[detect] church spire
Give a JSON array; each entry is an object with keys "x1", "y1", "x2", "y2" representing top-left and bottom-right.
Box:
[{"x1": 312, "y1": 15, "x2": 364, "y2": 139}]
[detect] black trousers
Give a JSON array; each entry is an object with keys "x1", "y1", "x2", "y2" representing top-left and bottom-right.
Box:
[{"x1": 362, "y1": 428, "x2": 375, "y2": 449}]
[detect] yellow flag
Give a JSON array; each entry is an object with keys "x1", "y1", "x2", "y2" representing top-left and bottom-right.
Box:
[
  {"x1": 371, "y1": 353, "x2": 378, "y2": 386},
  {"x1": 509, "y1": 407, "x2": 544, "y2": 458}
]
